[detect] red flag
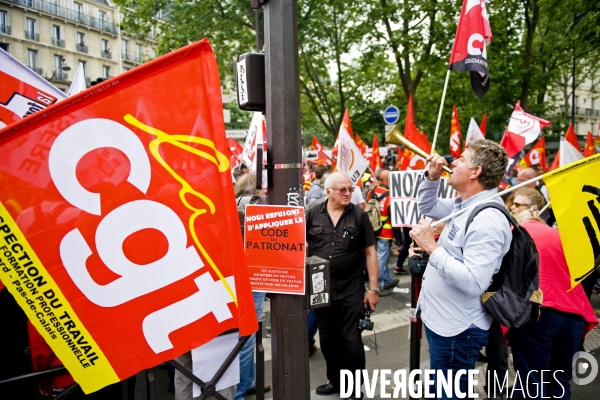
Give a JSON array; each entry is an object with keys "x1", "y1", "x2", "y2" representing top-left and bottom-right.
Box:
[
  {"x1": 565, "y1": 124, "x2": 581, "y2": 152},
  {"x1": 449, "y1": 105, "x2": 462, "y2": 158},
  {"x1": 355, "y1": 134, "x2": 368, "y2": 157},
  {"x1": 317, "y1": 149, "x2": 336, "y2": 169},
  {"x1": 584, "y1": 131, "x2": 596, "y2": 157},
  {"x1": 448, "y1": 0, "x2": 493, "y2": 98},
  {"x1": 0, "y1": 49, "x2": 66, "y2": 129},
  {"x1": 371, "y1": 134, "x2": 382, "y2": 171},
  {"x1": 595, "y1": 124, "x2": 600, "y2": 153},
  {"x1": 401, "y1": 94, "x2": 431, "y2": 170},
  {"x1": 0, "y1": 40, "x2": 257, "y2": 393},
  {"x1": 499, "y1": 101, "x2": 551, "y2": 158},
  {"x1": 311, "y1": 135, "x2": 324, "y2": 151},
  {"x1": 550, "y1": 150, "x2": 560, "y2": 171},
  {"x1": 519, "y1": 137, "x2": 547, "y2": 170},
  {"x1": 480, "y1": 113, "x2": 487, "y2": 137}
]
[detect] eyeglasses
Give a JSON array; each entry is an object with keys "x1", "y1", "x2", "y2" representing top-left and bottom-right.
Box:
[
  {"x1": 512, "y1": 202, "x2": 530, "y2": 208},
  {"x1": 329, "y1": 187, "x2": 354, "y2": 194}
]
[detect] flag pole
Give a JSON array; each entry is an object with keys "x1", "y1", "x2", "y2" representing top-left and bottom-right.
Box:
[
  {"x1": 431, "y1": 173, "x2": 545, "y2": 227},
  {"x1": 430, "y1": 69, "x2": 451, "y2": 156},
  {"x1": 539, "y1": 201, "x2": 551, "y2": 214}
]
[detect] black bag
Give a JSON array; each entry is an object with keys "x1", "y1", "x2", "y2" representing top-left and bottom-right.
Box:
[{"x1": 464, "y1": 203, "x2": 543, "y2": 328}]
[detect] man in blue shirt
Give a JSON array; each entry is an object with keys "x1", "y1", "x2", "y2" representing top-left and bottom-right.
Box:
[{"x1": 411, "y1": 140, "x2": 511, "y2": 399}]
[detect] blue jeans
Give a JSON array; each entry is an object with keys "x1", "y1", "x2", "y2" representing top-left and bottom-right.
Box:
[
  {"x1": 509, "y1": 308, "x2": 584, "y2": 399},
  {"x1": 425, "y1": 325, "x2": 488, "y2": 400},
  {"x1": 235, "y1": 291, "x2": 266, "y2": 400},
  {"x1": 376, "y1": 238, "x2": 393, "y2": 288},
  {"x1": 308, "y1": 309, "x2": 318, "y2": 345}
]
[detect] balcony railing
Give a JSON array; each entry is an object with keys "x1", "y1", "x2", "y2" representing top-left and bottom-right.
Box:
[
  {"x1": 122, "y1": 52, "x2": 141, "y2": 63},
  {"x1": 101, "y1": 50, "x2": 111, "y2": 59},
  {"x1": 25, "y1": 30, "x2": 40, "y2": 41},
  {"x1": 0, "y1": 25, "x2": 10, "y2": 35},
  {"x1": 52, "y1": 37, "x2": 65, "y2": 47},
  {"x1": 54, "y1": 71, "x2": 68, "y2": 80},
  {"x1": 76, "y1": 43, "x2": 88, "y2": 53},
  {"x1": 29, "y1": 66, "x2": 43, "y2": 75},
  {"x1": 7, "y1": 0, "x2": 117, "y2": 34}
]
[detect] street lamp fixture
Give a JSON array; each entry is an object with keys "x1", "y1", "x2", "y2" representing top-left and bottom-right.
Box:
[{"x1": 50, "y1": 57, "x2": 71, "y2": 81}]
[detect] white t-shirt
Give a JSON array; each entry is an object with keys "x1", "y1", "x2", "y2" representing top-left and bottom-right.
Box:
[{"x1": 351, "y1": 186, "x2": 365, "y2": 205}]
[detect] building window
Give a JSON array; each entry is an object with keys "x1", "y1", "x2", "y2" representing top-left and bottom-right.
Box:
[
  {"x1": 0, "y1": 43, "x2": 8, "y2": 52},
  {"x1": 76, "y1": 32, "x2": 87, "y2": 53},
  {"x1": 0, "y1": 10, "x2": 10, "y2": 35},
  {"x1": 27, "y1": 49, "x2": 41, "y2": 74},
  {"x1": 25, "y1": 17, "x2": 39, "y2": 41},
  {"x1": 74, "y1": 2, "x2": 84, "y2": 22},
  {"x1": 52, "y1": 25, "x2": 64, "y2": 47},
  {"x1": 121, "y1": 39, "x2": 128, "y2": 59},
  {"x1": 101, "y1": 39, "x2": 111, "y2": 58},
  {"x1": 53, "y1": 55, "x2": 67, "y2": 80},
  {"x1": 136, "y1": 44, "x2": 142, "y2": 62},
  {"x1": 103, "y1": 65, "x2": 110, "y2": 78}
]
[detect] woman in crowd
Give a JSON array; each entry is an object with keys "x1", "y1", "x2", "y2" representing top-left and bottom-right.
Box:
[{"x1": 507, "y1": 187, "x2": 598, "y2": 399}]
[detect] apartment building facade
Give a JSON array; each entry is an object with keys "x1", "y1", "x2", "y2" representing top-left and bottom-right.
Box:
[{"x1": 0, "y1": 0, "x2": 156, "y2": 92}]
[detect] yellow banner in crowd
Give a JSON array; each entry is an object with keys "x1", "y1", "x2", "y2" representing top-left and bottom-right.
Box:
[
  {"x1": 0, "y1": 202, "x2": 119, "y2": 392},
  {"x1": 544, "y1": 153, "x2": 600, "y2": 289}
]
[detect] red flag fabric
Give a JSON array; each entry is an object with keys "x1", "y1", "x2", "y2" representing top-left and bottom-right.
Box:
[
  {"x1": 550, "y1": 150, "x2": 560, "y2": 171},
  {"x1": 596, "y1": 124, "x2": 600, "y2": 153},
  {"x1": 565, "y1": 124, "x2": 581, "y2": 152},
  {"x1": 401, "y1": 94, "x2": 431, "y2": 170},
  {"x1": 0, "y1": 40, "x2": 257, "y2": 393},
  {"x1": 480, "y1": 113, "x2": 487, "y2": 137},
  {"x1": 0, "y1": 49, "x2": 67, "y2": 129},
  {"x1": 355, "y1": 134, "x2": 368, "y2": 157},
  {"x1": 499, "y1": 101, "x2": 551, "y2": 158},
  {"x1": 311, "y1": 135, "x2": 324, "y2": 152},
  {"x1": 227, "y1": 137, "x2": 243, "y2": 156},
  {"x1": 448, "y1": 0, "x2": 493, "y2": 98},
  {"x1": 584, "y1": 131, "x2": 596, "y2": 157},
  {"x1": 371, "y1": 133, "x2": 382, "y2": 171},
  {"x1": 317, "y1": 149, "x2": 336, "y2": 169},
  {"x1": 519, "y1": 137, "x2": 547, "y2": 170},
  {"x1": 449, "y1": 105, "x2": 462, "y2": 158}
]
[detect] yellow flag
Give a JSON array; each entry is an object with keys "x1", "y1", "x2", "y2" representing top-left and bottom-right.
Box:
[{"x1": 544, "y1": 153, "x2": 600, "y2": 289}]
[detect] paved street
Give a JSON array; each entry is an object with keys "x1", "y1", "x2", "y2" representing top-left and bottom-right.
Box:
[{"x1": 134, "y1": 252, "x2": 600, "y2": 400}]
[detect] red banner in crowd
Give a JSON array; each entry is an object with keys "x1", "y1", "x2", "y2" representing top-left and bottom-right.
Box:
[
  {"x1": 519, "y1": 136, "x2": 547, "y2": 170},
  {"x1": 0, "y1": 39, "x2": 257, "y2": 393},
  {"x1": 244, "y1": 205, "x2": 305, "y2": 294},
  {"x1": 449, "y1": 105, "x2": 462, "y2": 158}
]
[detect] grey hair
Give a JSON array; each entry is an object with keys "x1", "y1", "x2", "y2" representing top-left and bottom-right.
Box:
[
  {"x1": 234, "y1": 173, "x2": 258, "y2": 197},
  {"x1": 466, "y1": 140, "x2": 508, "y2": 190}
]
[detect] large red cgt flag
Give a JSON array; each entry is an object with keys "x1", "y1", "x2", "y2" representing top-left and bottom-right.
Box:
[
  {"x1": 448, "y1": 0, "x2": 493, "y2": 98},
  {"x1": 449, "y1": 105, "x2": 462, "y2": 158},
  {"x1": 0, "y1": 40, "x2": 257, "y2": 393},
  {"x1": 499, "y1": 101, "x2": 550, "y2": 158}
]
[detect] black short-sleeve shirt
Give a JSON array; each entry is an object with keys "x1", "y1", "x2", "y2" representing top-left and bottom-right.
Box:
[{"x1": 306, "y1": 200, "x2": 376, "y2": 300}]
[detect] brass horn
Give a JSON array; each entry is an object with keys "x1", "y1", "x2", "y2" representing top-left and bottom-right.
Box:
[{"x1": 386, "y1": 125, "x2": 453, "y2": 174}]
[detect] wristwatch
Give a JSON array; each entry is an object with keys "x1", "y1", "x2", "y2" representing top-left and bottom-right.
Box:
[{"x1": 368, "y1": 287, "x2": 380, "y2": 295}]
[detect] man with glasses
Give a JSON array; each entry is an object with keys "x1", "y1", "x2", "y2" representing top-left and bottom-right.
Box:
[
  {"x1": 410, "y1": 140, "x2": 511, "y2": 399},
  {"x1": 306, "y1": 172, "x2": 379, "y2": 399}
]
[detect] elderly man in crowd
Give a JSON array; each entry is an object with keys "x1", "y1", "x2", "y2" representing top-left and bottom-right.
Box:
[
  {"x1": 306, "y1": 172, "x2": 379, "y2": 399},
  {"x1": 411, "y1": 140, "x2": 511, "y2": 399}
]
